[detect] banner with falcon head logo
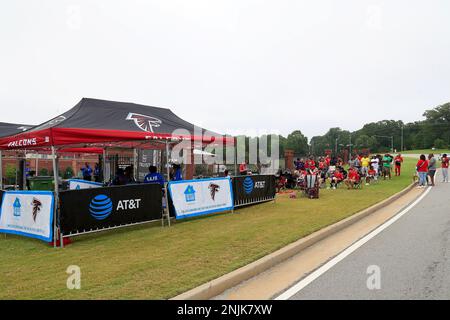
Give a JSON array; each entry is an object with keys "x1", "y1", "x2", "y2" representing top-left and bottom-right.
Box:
[
  {"x1": 168, "y1": 177, "x2": 233, "y2": 219},
  {"x1": 0, "y1": 191, "x2": 54, "y2": 242}
]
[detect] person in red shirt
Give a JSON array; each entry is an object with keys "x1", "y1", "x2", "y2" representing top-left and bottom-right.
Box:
[
  {"x1": 441, "y1": 153, "x2": 449, "y2": 183},
  {"x1": 416, "y1": 154, "x2": 428, "y2": 187},
  {"x1": 239, "y1": 161, "x2": 248, "y2": 175},
  {"x1": 306, "y1": 156, "x2": 316, "y2": 171},
  {"x1": 325, "y1": 155, "x2": 331, "y2": 167},
  {"x1": 394, "y1": 154, "x2": 404, "y2": 176},
  {"x1": 345, "y1": 168, "x2": 361, "y2": 189},
  {"x1": 366, "y1": 167, "x2": 376, "y2": 185},
  {"x1": 330, "y1": 169, "x2": 343, "y2": 189},
  {"x1": 318, "y1": 158, "x2": 325, "y2": 170}
]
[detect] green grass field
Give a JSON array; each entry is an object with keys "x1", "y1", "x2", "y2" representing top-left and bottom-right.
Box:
[
  {"x1": 401, "y1": 149, "x2": 450, "y2": 155},
  {"x1": 0, "y1": 159, "x2": 416, "y2": 299}
]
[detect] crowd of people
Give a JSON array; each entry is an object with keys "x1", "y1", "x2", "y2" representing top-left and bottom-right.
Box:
[
  {"x1": 68, "y1": 151, "x2": 450, "y2": 191},
  {"x1": 276, "y1": 151, "x2": 449, "y2": 193},
  {"x1": 75, "y1": 161, "x2": 184, "y2": 187},
  {"x1": 278, "y1": 152, "x2": 406, "y2": 192},
  {"x1": 415, "y1": 153, "x2": 448, "y2": 188}
]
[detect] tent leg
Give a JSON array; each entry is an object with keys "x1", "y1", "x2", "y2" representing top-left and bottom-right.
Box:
[
  {"x1": 51, "y1": 146, "x2": 60, "y2": 248},
  {"x1": 234, "y1": 139, "x2": 237, "y2": 177},
  {"x1": 15, "y1": 155, "x2": 18, "y2": 190},
  {"x1": 164, "y1": 141, "x2": 171, "y2": 227},
  {"x1": 103, "y1": 148, "x2": 107, "y2": 184},
  {"x1": 133, "y1": 148, "x2": 138, "y2": 182},
  {"x1": 0, "y1": 150, "x2": 3, "y2": 190}
]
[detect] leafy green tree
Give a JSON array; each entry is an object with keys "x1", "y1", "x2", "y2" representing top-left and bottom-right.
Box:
[
  {"x1": 64, "y1": 167, "x2": 75, "y2": 179},
  {"x1": 433, "y1": 138, "x2": 447, "y2": 149},
  {"x1": 5, "y1": 164, "x2": 17, "y2": 184},
  {"x1": 285, "y1": 130, "x2": 309, "y2": 155},
  {"x1": 354, "y1": 135, "x2": 377, "y2": 150},
  {"x1": 422, "y1": 102, "x2": 450, "y2": 148}
]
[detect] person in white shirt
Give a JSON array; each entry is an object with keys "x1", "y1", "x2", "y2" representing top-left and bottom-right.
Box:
[{"x1": 370, "y1": 157, "x2": 379, "y2": 180}]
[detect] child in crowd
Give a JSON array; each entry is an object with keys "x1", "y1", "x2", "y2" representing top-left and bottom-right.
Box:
[
  {"x1": 345, "y1": 167, "x2": 361, "y2": 189},
  {"x1": 366, "y1": 166, "x2": 377, "y2": 185},
  {"x1": 370, "y1": 156, "x2": 379, "y2": 177},
  {"x1": 330, "y1": 168, "x2": 344, "y2": 189}
]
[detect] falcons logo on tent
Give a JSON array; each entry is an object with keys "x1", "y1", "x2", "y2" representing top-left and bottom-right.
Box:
[
  {"x1": 126, "y1": 113, "x2": 162, "y2": 133},
  {"x1": 208, "y1": 183, "x2": 220, "y2": 201},
  {"x1": 31, "y1": 198, "x2": 42, "y2": 222}
]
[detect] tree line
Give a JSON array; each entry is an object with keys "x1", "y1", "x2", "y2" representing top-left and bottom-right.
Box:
[
  {"x1": 235, "y1": 102, "x2": 450, "y2": 157},
  {"x1": 309, "y1": 102, "x2": 450, "y2": 155}
]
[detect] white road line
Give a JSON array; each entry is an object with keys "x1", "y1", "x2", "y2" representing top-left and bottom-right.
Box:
[{"x1": 275, "y1": 186, "x2": 433, "y2": 300}]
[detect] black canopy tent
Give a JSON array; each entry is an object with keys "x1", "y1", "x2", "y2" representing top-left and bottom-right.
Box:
[
  {"x1": 0, "y1": 122, "x2": 33, "y2": 190},
  {"x1": 0, "y1": 122, "x2": 33, "y2": 137},
  {"x1": 0, "y1": 98, "x2": 235, "y2": 188},
  {"x1": 0, "y1": 98, "x2": 233, "y2": 148}
]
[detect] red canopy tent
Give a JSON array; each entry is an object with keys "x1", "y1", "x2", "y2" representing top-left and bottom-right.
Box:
[
  {"x1": 0, "y1": 98, "x2": 233, "y2": 149},
  {"x1": 0, "y1": 98, "x2": 235, "y2": 185},
  {"x1": 0, "y1": 99, "x2": 235, "y2": 240}
]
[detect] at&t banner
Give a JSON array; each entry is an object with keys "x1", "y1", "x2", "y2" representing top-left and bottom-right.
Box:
[
  {"x1": 59, "y1": 184, "x2": 162, "y2": 236},
  {"x1": 232, "y1": 175, "x2": 276, "y2": 207}
]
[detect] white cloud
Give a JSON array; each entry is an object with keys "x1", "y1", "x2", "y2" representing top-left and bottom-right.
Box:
[{"x1": 1, "y1": 0, "x2": 449, "y2": 139}]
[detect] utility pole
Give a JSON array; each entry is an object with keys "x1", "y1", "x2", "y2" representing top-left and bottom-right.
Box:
[
  {"x1": 401, "y1": 125, "x2": 404, "y2": 152},
  {"x1": 335, "y1": 137, "x2": 338, "y2": 156},
  {"x1": 349, "y1": 134, "x2": 352, "y2": 156},
  {"x1": 391, "y1": 136, "x2": 394, "y2": 153}
]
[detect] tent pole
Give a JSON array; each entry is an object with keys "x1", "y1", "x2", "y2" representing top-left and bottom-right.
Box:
[
  {"x1": 103, "y1": 148, "x2": 107, "y2": 184},
  {"x1": 15, "y1": 153, "x2": 18, "y2": 190},
  {"x1": 234, "y1": 137, "x2": 237, "y2": 177},
  {"x1": 164, "y1": 140, "x2": 171, "y2": 227},
  {"x1": 133, "y1": 147, "x2": 138, "y2": 182},
  {"x1": 0, "y1": 150, "x2": 3, "y2": 190},
  {"x1": 51, "y1": 146, "x2": 60, "y2": 248}
]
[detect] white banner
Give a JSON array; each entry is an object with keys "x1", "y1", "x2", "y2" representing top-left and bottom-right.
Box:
[
  {"x1": 0, "y1": 191, "x2": 54, "y2": 242},
  {"x1": 168, "y1": 177, "x2": 233, "y2": 219},
  {"x1": 69, "y1": 179, "x2": 103, "y2": 190}
]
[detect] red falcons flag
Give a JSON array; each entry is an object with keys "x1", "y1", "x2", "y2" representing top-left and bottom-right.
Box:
[{"x1": 126, "y1": 113, "x2": 162, "y2": 133}]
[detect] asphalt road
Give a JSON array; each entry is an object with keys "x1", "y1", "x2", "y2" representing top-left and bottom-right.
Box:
[{"x1": 285, "y1": 174, "x2": 450, "y2": 300}]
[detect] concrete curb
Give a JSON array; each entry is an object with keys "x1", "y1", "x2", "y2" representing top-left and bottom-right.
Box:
[{"x1": 171, "y1": 182, "x2": 417, "y2": 300}]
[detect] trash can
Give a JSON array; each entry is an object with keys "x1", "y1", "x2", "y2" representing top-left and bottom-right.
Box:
[{"x1": 27, "y1": 176, "x2": 55, "y2": 191}]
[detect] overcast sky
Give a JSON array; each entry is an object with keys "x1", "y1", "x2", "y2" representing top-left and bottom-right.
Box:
[{"x1": 1, "y1": 0, "x2": 450, "y2": 140}]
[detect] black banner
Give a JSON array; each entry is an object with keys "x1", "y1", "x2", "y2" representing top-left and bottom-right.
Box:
[
  {"x1": 232, "y1": 175, "x2": 276, "y2": 207},
  {"x1": 59, "y1": 184, "x2": 162, "y2": 236}
]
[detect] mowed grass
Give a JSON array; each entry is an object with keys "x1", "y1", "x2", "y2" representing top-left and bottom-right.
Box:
[
  {"x1": 402, "y1": 149, "x2": 450, "y2": 155},
  {"x1": 0, "y1": 159, "x2": 416, "y2": 299}
]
